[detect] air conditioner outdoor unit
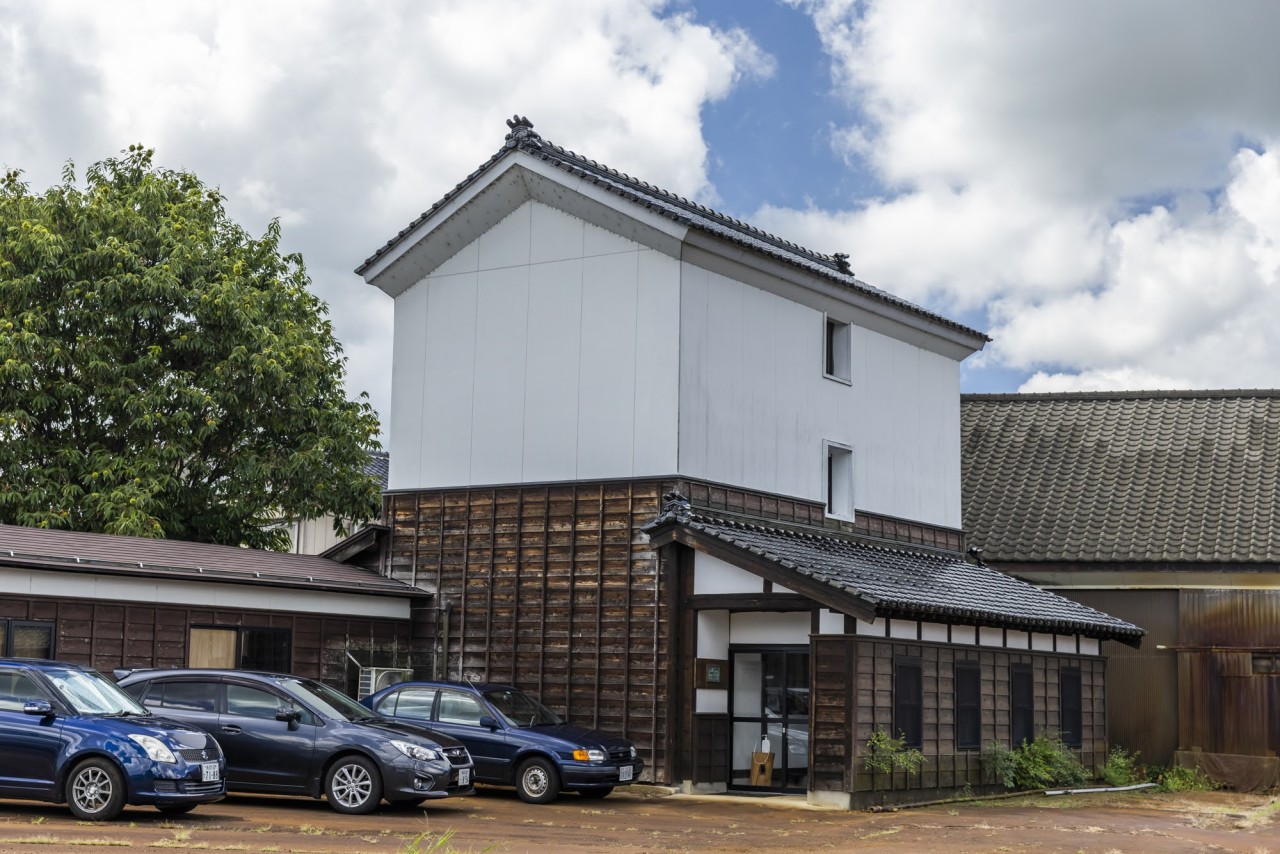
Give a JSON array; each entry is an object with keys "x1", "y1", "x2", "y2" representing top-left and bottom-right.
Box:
[{"x1": 357, "y1": 667, "x2": 413, "y2": 699}]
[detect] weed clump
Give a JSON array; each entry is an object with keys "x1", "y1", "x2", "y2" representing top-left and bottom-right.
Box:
[{"x1": 982, "y1": 733, "x2": 1087, "y2": 790}]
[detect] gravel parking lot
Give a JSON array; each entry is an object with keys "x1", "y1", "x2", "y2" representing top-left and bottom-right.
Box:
[{"x1": 0, "y1": 785, "x2": 1274, "y2": 853}]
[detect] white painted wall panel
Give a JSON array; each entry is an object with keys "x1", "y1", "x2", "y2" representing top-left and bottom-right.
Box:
[
  {"x1": 678, "y1": 262, "x2": 963, "y2": 527},
  {"x1": 694, "y1": 553, "x2": 762, "y2": 595},
  {"x1": 577, "y1": 251, "x2": 639, "y2": 479},
  {"x1": 419, "y1": 272, "x2": 477, "y2": 486},
  {"x1": 470, "y1": 266, "x2": 530, "y2": 484},
  {"x1": 522, "y1": 259, "x2": 583, "y2": 482},
  {"x1": 389, "y1": 280, "x2": 428, "y2": 489},
  {"x1": 729, "y1": 611, "x2": 811, "y2": 645},
  {"x1": 390, "y1": 200, "x2": 680, "y2": 488}
]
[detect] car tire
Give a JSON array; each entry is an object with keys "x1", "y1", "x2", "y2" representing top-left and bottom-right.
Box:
[
  {"x1": 66, "y1": 758, "x2": 127, "y2": 821},
  {"x1": 325, "y1": 755, "x2": 383, "y2": 814},
  {"x1": 578, "y1": 786, "x2": 613, "y2": 799},
  {"x1": 156, "y1": 804, "x2": 197, "y2": 815},
  {"x1": 515, "y1": 757, "x2": 559, "y2": 804}
]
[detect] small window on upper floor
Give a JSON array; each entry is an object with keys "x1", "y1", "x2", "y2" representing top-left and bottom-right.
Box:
[
  {"x1": 824, "y1": 441, "x2": 854, "y2": 520},
  {"x1": 824, "y1": 315, "x2": 851, "y2": 383}
]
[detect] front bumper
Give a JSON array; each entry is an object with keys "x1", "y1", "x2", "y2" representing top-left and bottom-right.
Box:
[
  {"x1": 128, "y1": 760, "x2": 227, "y2": 806},
  {"x1": 560, "y1": 760, "x2": 645, "y2": 790},
  {"x1": 381, "y1": 755, "x2": 476, "y2": 801}
]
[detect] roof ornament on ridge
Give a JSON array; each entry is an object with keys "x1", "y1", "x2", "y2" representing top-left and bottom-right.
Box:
[
  {"x1": 832, "y1": 253, "x2": 853, "y2": 275},
  {"x1": 504, "y1": 115, "x2": 542, "y2": 149}
]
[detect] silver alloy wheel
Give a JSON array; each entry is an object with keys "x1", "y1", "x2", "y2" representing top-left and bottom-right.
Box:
[
  {"x1": 71, "y1": 766, "x2": 114, "y2": 815},
  {"x1": 330, "y1": 761, "x2": 374, "y2": 809},
  {"x1": 522, "y1": 764, "x2": 550, "y2": 797}
]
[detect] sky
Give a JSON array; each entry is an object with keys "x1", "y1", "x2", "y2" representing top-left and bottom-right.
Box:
[{"x1": 5, "y1": 0, "x2": 1280, "y2": 435}]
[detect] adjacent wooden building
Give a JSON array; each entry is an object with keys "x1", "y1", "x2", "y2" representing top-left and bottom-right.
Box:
[
  {"x1": 358, "y1": 117, "x2": 1142, "y2": 805},
  {"x1": 962, "y1": 390, "x2": 1280, "y2": 790}
]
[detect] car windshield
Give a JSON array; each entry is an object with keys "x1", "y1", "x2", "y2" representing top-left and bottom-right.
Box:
[
  {"x1": 277, "y1": 678, "x2": 375, "y2": 722},
  {"x1": 483, "y1": 689, "x2": 562, "y2": 728},
  {"x1": 44, "y1": 668, "x2": 149, "y2": 716}
]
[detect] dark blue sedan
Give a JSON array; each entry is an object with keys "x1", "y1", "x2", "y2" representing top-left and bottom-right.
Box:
[
  {"x1": 362, "y1": 681, "x2": 643, "y2": 803},
  {"x1": 0, "y1": 659, "x2": 226, "y2": 820}
]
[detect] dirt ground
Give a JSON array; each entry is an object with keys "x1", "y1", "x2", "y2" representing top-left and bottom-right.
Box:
[{"x1": 0, "y1": 785, "x2": 1275, "y2": 853}]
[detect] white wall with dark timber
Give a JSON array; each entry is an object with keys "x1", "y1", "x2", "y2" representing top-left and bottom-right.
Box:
[
  {"x1": 387, "y1": 200, "x2": 680, "y2": 490},
  {"x1": 677, "y1": 263, "x2": 964, "y2": 528}
]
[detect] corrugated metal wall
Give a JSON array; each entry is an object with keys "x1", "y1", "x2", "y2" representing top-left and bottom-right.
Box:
[{"x1": 1065, "y1": 590, "x2": 1180, "y2": 765}]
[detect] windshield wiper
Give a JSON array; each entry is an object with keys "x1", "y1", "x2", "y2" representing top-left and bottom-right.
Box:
[{"x1": 101, "y1": 710, "x2": 140, "y2": 717}]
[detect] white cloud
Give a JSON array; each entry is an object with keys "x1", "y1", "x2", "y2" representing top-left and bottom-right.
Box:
[
  {"x1": 776, "y1": 0, "x2": 1280, "y2": 392},
  {"x1": 1, "y1": 0, "x2": 769, "y2": 432}
]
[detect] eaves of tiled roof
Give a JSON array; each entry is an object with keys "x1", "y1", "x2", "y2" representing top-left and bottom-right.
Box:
[
  {"x1": 0, "y1": 524, "x2": 423, "y2": 598},
  {"x1": 961, "y1": 390, "x2": 1280, "y2": 564},
  {"x1": 642, "y1": 501, "x2": 1143, "y2": 644},
  {"x1": 357, "y1": 116, "x2": 987, "y2": 345}
]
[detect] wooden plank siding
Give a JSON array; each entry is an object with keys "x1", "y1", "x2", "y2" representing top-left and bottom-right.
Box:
[
  {"x1": 386, "y1": 480, "x2": 674, "y2": 782},
  {"x1": 0, "y1": 594, "x2": 421, "y2": 694},
  {"x1": 812, "y1": 636, "x2": 1106, "y2": 803}
]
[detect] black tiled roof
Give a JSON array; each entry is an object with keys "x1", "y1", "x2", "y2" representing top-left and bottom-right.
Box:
[
  {"x1": 644, "y1": 503, "x2": 1142, "y2": 642},
  {"x1": 357, "y1": 116, "x2": 987, "y2": 344},
  {"x1": 364, "y1": 450, "x2": 389, "y2": 491},
  {"x1": 0, "y1": 524, "x2": 421, "y2": 598},
  {"x1": 961, "y1": 390, "x2": 1280, "y2": 563}
]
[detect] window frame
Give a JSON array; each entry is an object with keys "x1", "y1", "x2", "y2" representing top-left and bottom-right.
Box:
[
  {"x1": 1010, "y1": 663, "x2": 1034, "y2": 747},
  {"x1": 823, "y1": 314, "x2": 852, "y2": 384},
  {"x1": 1059, "y1": 667, "x2": 1083, "y2": 748},
  {"x1": 0, "y1": 619, "x2": 57, "y2": 660},
  {"x1": 823, "y1": 440, "x2": 855, "y2": 521},
  {"x1": 189, "y1": 625, "x2": 291, "y2": 672},
  {"x1": 954, "y1": 660, "x2": 982, "y2": 750},
  {"x1": 893, "y1": 656, "x2": 924, "y2": 749}
]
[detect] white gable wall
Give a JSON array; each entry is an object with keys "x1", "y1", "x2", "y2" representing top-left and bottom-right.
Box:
[{"x1": 387, "y1": 200, "x2": 680, "y2": 490}]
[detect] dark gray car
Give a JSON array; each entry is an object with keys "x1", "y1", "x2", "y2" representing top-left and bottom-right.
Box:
[{"x1": 117, "y1": 669, "x2": 473, "y2": 813}]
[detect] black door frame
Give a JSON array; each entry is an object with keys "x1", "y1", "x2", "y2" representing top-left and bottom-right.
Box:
[{"x1": 727, "y1": 644, "x2": 809, "y2": 793}]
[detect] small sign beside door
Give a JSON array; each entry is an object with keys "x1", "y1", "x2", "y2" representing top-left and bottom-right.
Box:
[{"x1": 695, "y1": 658, "x2": 729, "y2": 689}]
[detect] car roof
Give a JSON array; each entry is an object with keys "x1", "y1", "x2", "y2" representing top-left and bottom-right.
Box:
[
  {"x1": 0, "y1": 658, "x2": 93, "y2": 671},
  {"x1": 381, "y1": 680, "x2": 518, "y2": 694},
  {"x1": 116, "y1": 668, "x2": 304, "y2": 683}
]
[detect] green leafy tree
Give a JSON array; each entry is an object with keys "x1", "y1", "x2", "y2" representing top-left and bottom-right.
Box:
[{"x1": 0, "y1": 146, "x2": 381, "y2": 550}]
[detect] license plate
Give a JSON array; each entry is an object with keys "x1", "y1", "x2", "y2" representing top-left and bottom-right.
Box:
[
  {"x1": 201, "y1": 761, "x2": 220, "y2": 783},
  {"x1": 457, "y1": 768, "x2": 470, "y2": 787},
  {"x1": 619, "y1": 765, "x2": 633, "y2": 782}
]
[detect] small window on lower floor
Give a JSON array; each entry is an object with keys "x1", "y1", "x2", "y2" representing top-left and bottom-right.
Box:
[
  {"x1": 1, "y1": 621, "x2": 56, "y2": 659},
  {"x1": 189, "y1": 626, "x2": 291, "y2": 671},
  {"x1": 824, "y1": 441, "x2": 854, "y2": 520},
  {"x1": 1011, "y1": 663, "x2": 1034, "y2": 747},
  {"x1": 955, "y1": 661, "x2": 982, "y2": 750},
  {"x1": 1060, "y1": 668, "x2": 1082, "y2": 748},
  {"x1": 894, "y1": 657, "x2": 923, "y2": 748}
]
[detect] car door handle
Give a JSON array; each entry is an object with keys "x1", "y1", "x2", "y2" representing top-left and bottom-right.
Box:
[{"x1": 221, "y1": 725, "x2": 242, "y2": 735}]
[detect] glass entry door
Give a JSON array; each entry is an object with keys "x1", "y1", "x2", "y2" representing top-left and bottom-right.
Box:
[{"x1": 729, "y1": 648, "x2": 809, "y2": 791}]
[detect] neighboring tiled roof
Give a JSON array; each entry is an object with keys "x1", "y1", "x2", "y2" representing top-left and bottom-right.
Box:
[
  {"x1": 961, "y1": 390, "x2": 1280, "y2": 563},
  {"x1": 643, "y1": 500, "x2": 1142, "y2": 642},
  {"x1": 364, "y1": 450, "x2": 390, "y2": 491},
  {"x1": 0, "y1": 524, "x2": 422, "y2": 598},
  {"x1": 358, "y1": 116, "x2": 987, "y2": 344}
]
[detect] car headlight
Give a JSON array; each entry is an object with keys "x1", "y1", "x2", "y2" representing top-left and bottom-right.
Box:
[
  {"x1": 391, "y1": 739, "x2": 442, "y2": 762},
  {"x1": 572, "y1": 748, "x2": 606, "y2": 762},
  {"x1": 629, "y1": 746, "x2": 637, "y2": 759},
  {"x1": 128, "y1": 734, "x2": 177, "y2": 764}
]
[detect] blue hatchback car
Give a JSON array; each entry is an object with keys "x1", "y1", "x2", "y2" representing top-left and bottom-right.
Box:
[
  {"x1": 362, "y1": 681, "x2": 643, "y2": 804},
  {"x1": 0, "y1": 659, "x2": 225, "y2": 821}
]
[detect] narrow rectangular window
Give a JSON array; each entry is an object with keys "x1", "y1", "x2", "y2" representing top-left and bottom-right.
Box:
[
  {"x1": 9, "y1": 621, "x2": 55, "y2": 659},
  {"x1": 824, "y1": 316, "x2": 851, "y2": 382},
  {"x1": 240, "y1": 628, "x2": 291, "y2": 672},
  {"x1": 894, "y1": 657, "x2": 923, "y2": 748},
  {"x1": 1011, "y1": 663, "x2": 1034, "y2": 747},
  {"x1": 824, "y1": 441, "x2": 854, "y2": 520},
  {"x1": 1060, "y1": 668, "x2": 1082, "y2": 748},
  {"x1": 955, "y1": 661, "x2": 981, "y2": 749}
]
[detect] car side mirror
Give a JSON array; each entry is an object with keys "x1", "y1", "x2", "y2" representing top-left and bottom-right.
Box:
[
  {"x1": 275, "y1": 706, "x2": 303, "y2": 723},
  {"x1": 23, "y1": 699, "x2": 55, "y2": 718},
  {"x1": 478, "y1": 714, "x2": 499, "y2": 731}
]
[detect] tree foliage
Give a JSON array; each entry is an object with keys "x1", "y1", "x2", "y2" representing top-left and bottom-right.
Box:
[{"x1": 0, "y1": 146, "x2": 382, "y2": 550}]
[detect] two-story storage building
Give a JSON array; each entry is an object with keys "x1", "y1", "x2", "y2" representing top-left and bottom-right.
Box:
[{"x1": 356, "y1": 117, "x2": 1141, "y2": 805}]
